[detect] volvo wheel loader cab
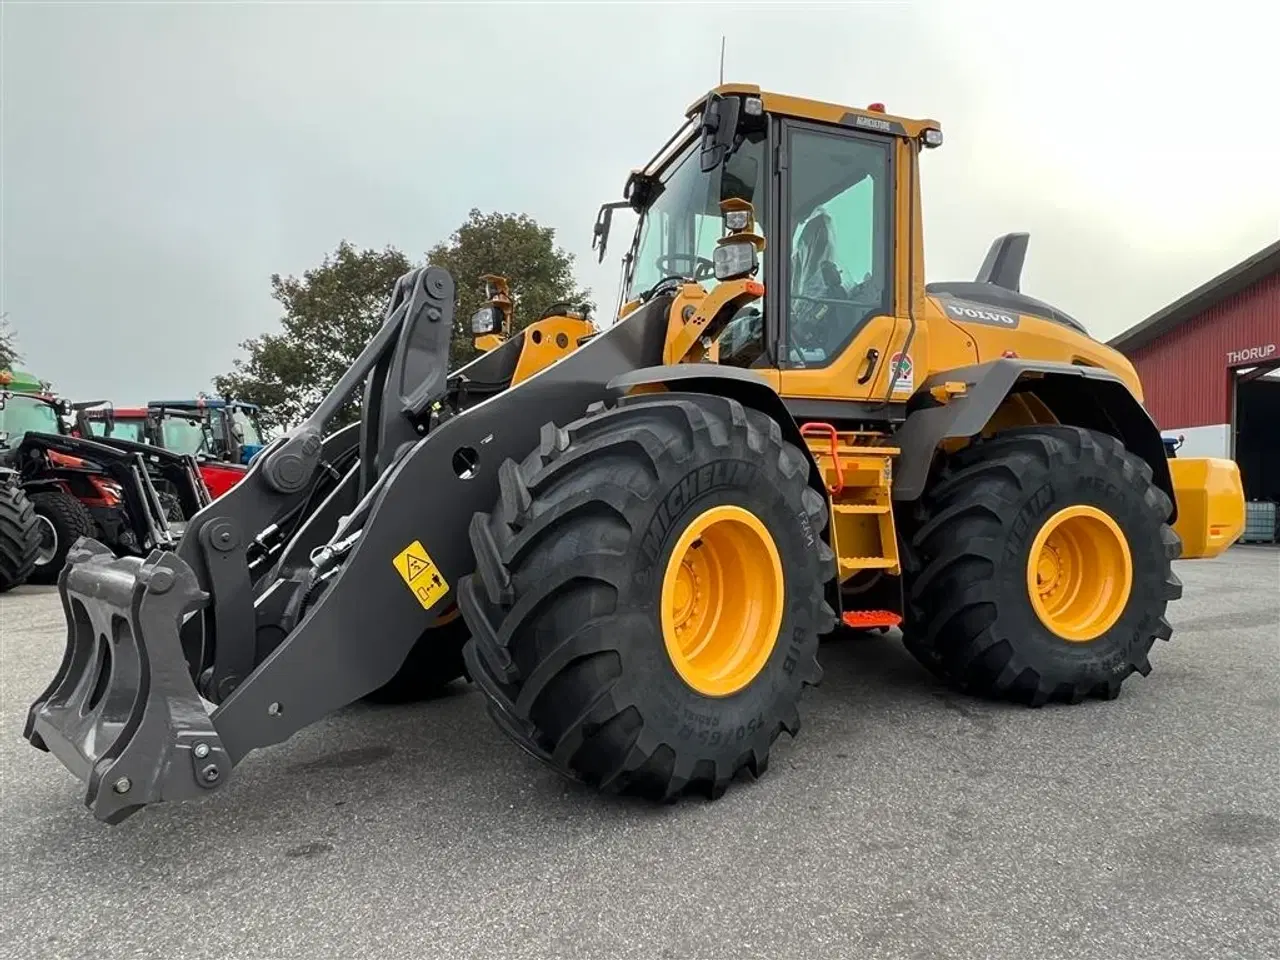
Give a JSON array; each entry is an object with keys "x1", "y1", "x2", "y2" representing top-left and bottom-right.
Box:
[{"x1": 24, "y1": 84, "x2": 1246, "y2": 824}]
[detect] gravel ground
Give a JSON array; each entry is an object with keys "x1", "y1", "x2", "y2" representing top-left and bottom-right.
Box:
[{"x1": 1, "y1": 546, "x2": 1276, "y2": 960}]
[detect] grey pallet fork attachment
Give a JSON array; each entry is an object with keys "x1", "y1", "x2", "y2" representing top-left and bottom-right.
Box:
[
  {"x1": 23, "y1": 264, "x2": 677, "y2": 823},
  {"x1": 24, "y1": 266, "x2": 456, "y2": 821}
]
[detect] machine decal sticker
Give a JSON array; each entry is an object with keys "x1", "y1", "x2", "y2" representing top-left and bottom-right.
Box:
[
  {"x1": 889, "y1": 352, "x2": 914, "y2": 394},
  {"x1": 393, "y1": 540, "x2": 450, "y2": 609}
]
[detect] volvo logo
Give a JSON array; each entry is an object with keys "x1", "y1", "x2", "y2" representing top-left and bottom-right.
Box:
[{"x1": 942, "y1": 299, "x2": 1019, "y2": 328}]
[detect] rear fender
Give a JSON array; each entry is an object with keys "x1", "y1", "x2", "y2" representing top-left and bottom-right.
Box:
[
  {"x1": 21, "y1": 477, "x2": 71, "y2": 497},
  {"x1": 893, "y1": 359, "x2": 1176, "y2": 521}
]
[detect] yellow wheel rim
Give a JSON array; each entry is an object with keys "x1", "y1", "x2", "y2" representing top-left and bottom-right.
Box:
[
  {"x1": 1026, "y1": 505, "x2": 1133, "y2": 642},
  {"x1": 660, "y1": 505, "x2": 785, "y2": 697}
]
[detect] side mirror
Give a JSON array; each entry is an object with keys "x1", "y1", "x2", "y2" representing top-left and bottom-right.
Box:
[
  {"x1": 699, "y1": 94, "x2": 742, "y2": 173},
  {"x1": 593, "y1": 200, "x2": 630, "y2": 264}
]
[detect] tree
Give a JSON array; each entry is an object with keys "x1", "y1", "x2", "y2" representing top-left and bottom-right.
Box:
[
  {"x1": 0, "y1": 314, "x2": 19, "y2": 371},
  {"x1": 426, "y1": 209, "x2": 591, "y2": 369},
  {"x1": 214, "y1": 242, "x2": 413, "y2": 430},
  {"x1": 215, "y1": 212, "x2": 590, "y2": 430}
]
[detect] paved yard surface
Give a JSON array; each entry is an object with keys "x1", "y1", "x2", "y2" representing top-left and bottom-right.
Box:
[{"x1": 1, "y1": 547, "x2": 1276, "y2": 960}]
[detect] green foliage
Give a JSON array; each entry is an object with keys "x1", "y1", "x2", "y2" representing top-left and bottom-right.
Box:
[
  {"x1": 0, "y1": 314, "x2": 19, "y2": 372},
  {"x1": 216, "y1": 212, "x2": 590, "y2": 431},
  {"x1": 427, "y1": 209, "x2": 591, "y2": 368},
  {"x1": 214, "y1": 242, "x2": 414, "y2": 430}
]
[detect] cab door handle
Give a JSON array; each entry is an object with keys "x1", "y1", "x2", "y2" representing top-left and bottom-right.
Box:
[{"x1": 856, "y1": 348, "x2": 880, "y2": 385}]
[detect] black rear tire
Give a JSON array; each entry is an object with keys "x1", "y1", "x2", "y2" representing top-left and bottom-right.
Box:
[
  {"x1": 0, "y1": 482, "x2": 40, "y2": 592},
  {"x1": 901, "y1": 426, "x2": 1183, "y2": 705},
  {"x1": 459, "y1": 393, "x2": 836, "y2": 801},
  {"x1": 363, "y1": 612, "x2": 470, "y2": 704},
  {"x1": 28, "y1": 491, "x2": 95, "y2": 585}
]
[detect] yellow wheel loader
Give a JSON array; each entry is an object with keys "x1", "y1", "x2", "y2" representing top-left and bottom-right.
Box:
[{"x1": 24, "y1": 85, "x2": 1247, "y2": 823}]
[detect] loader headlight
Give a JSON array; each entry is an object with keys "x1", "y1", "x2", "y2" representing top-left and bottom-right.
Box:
[
  {"x1": 713, "y1": 240, "x2": 758, "y2": 281},
  {"x1": 471, "y1": 306, "x2": 502, "y2": 336}
]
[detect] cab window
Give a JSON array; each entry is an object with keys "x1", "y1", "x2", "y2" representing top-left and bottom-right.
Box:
[
  {"x1": 784, "y1": 127, "x2": 892, "y2": 367},
  {"x1": 95, "y1": 418, "x2": 145, "y2": 443},
  {"x1": 628, "y1": 133, "x2": 767, "y2": 298}
]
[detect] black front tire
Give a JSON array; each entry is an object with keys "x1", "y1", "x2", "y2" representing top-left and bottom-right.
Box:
[
  {"x1": 0, "y1": 483, "x2": 41, "y2": 592},
  {"x1": 901, "y1": 426, "x2": 1183, "y2": 705},
  {"x1": 28, "y1": 491, "x2": 96, "y2": 585},
  {"x1": 459, "y1": 393, "x2": 836, "y2": 801}
]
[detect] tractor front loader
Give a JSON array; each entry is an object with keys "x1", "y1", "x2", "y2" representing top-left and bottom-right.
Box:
[
  {"x1": 1, "y1": 388, "x2": 210, "y2": 583},
  {"x1": 24, "y1": 84, "x2": 1247, "y2": 824}
]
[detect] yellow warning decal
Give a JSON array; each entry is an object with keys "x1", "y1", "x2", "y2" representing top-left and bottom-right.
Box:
[{"x1": 392, "y1": 540, "x2": 450, "y2": 610}]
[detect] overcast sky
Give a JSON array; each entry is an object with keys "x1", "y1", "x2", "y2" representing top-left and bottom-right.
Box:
[{"x1": 3, "y1": 1, "x2": 1278, "y2": 403}]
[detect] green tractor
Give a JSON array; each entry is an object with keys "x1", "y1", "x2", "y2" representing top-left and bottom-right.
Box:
[{"x1": 0, "y1": 369, "x2": 45, "y2": 590}]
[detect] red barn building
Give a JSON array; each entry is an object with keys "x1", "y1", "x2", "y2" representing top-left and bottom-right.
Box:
[{"x1": 1110, "y1": 239, "x2": 1280, "y2": 503}]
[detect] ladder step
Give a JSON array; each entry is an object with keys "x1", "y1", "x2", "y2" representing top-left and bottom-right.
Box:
[
  {"x1": 833, "y1": 504, "x2": 891, "y2": 515},
  {"x1": 842, "y1": 610, "x2": 902, "y2": 630},
  {"x1": 818, "y1": 448, "x2": 899, "y2": 460},
  {"x1": 838, "y1": 557, "x2": 898, "y2": 572}
]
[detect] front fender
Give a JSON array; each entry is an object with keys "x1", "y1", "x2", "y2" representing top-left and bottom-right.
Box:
[{"x1": 608, "y1": 365, "x2": 827, "y2": 497}]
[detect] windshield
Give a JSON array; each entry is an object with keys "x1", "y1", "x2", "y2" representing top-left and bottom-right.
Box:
[
  {"x1": 230, "y1": 407, "x2": 262, "y2": 446},
  {"x1": 161, "y1": 413, "x2": 209, "y2": 456},
  {"x1": 90, "y1": 417, "x2": 146, "y2": 443},
  {"x1": 0, "y1": 394, "x2": 61, "y2": 442},
  {"x1": 625, "y1": 131, "x2": 768, "y2": 301}
]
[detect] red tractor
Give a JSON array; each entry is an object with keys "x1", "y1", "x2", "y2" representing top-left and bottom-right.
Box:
[
  {"x1": 0, "y1": 382, "x2": 209, "y2": 583},
  {"x1": 86, "y1": 398, "x2": 267, "y2": 499}
]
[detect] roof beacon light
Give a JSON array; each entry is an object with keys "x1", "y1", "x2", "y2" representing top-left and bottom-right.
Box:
[{"x1": 867, "y1": 102, "x2": 886, "y2": 113}]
